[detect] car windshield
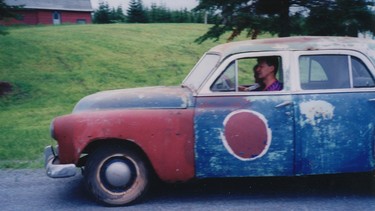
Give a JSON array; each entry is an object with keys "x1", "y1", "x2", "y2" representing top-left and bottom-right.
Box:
[{"x1": 182, "y1": 53, "x2": 220, "y2": 92}]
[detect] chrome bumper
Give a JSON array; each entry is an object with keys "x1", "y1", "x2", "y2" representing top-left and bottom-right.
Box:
[{"x1": 44, "y1": 146, "x2": 77, "y2": 178}]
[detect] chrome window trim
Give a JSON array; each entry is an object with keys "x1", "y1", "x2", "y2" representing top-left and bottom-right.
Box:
[
  {"x1": 197, "y1": 51, "x2": 291, "y2": 96},
  {"x1": 292, "y1": 50, "x2": 375, "y2": 92}
]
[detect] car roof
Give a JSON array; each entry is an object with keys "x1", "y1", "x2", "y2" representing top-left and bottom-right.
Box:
[{"x1": 208, "y1": 36, "x2": 375, "y2": 60}]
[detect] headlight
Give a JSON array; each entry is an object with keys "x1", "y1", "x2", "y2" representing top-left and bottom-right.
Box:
[{"x1": 50, "y1": 118, "x2": 56, "y2": 140}]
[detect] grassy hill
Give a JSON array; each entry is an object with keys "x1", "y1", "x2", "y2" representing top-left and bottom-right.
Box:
[{"x1": 0, "y1": 23, "x2": 235, "y2": 168}]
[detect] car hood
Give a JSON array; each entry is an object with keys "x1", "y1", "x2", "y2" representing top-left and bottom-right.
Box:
[{"x1": 73, "y1": 86, "x2": 194, "y2": 113}]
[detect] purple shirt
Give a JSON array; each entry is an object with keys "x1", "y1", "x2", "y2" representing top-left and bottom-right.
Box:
[{"x1": 264, "y1": 80, "x2": 283, "y2": 91}]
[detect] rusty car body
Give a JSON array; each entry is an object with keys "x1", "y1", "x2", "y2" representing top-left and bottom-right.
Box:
[{"x1": 45, "y1": 36, "x2": 375, "y2": 206}]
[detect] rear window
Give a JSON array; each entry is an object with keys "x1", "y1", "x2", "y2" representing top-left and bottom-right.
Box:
[{"x1": 299, "y1": 55, "x2": 375, "y2": 90}]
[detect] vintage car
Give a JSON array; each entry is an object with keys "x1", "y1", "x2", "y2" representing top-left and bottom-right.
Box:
[{"x1": 45, "y1": 36, "x2": 375, "y2": 206}]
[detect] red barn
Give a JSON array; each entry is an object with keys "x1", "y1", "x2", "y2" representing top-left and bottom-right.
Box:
[{"x1": 2, "y1": 0, "x2": 93, "y2": 26}]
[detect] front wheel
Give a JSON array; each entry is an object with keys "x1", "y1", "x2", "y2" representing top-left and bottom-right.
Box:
[{"x1": 84, "y1": 145, "x2": 150, "y2": 206}]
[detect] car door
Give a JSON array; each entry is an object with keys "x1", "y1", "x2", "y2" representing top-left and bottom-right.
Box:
[
  {"x1": 293, "y1": 50, "x2": 375, "y2": 175},
  {"x1": 194, "y1": 52, "x2": 295, "y2": 178}
]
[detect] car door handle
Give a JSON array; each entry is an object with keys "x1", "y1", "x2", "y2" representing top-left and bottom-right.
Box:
[
  {"x1": 275, "y1": 101, "x2": 292, "y2": 108},
  {"x1": 369, "y1": 98, "x2": 375, "y2": 102}
]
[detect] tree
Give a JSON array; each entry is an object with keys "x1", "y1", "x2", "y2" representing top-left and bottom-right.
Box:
[
  {"x1": 93, "y1": 2, "x2": 111, "y2": 23},
  {"x1": 148, "y1": 3, "x2": 171, "y2": 23},
  {"x1": 109, "y1": 6, "x2": 126, "y2": 23},
  {"x1": 147, "y1": 3, "x2": 213, "y2": 24},
  {"x1": 93, "y1": 2, "x2": 126, "y2": 24},
  {"x1": 0, "y1": 0, "x2": 22, "y2": 35},
  {"x1": 0, "y1": 0, "x2": 20, "y2": 20},
  {"x1": 305, "y1": 0, "x2": 375, "y2": 36},
  {"x1": 254, "y1": 0, "x2": 304, "y2": 37},
  {"x1": 194, "y1": 0, "x2": 303, "y2": 43},
  {"x1": 127, "y1": 0, "x2": 148, "y2": 23},
  {"x1": 194, "y1": 0, "x2": 375, "y2": 43}
]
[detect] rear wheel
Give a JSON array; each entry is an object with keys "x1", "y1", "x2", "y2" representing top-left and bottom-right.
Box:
[{"x1": 84, "y1": 145, "x2": 150, "y2": 206}]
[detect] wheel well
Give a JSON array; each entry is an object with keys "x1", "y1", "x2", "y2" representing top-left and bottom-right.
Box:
[{"x1": 78, "y1": 139, "x2": 154, "y2": 174}]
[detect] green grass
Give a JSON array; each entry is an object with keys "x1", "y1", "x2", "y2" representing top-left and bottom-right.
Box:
[{"x1": 0, "y1": 23, "x2": 243, "y2": 169}]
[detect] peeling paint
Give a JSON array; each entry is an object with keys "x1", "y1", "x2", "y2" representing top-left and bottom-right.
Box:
[
  {"x1": 299, "y1": 100, "x2": 335, "y2": 126},
  {"x1": 50, "y1": 36, "x2": 375, "y2": 186},
  {"x1": 73, "y1": 86, "x2": 194, "y2": 113}
]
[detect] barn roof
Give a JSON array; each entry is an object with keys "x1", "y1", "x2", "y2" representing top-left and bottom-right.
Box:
[{"x1": 5, "y1": 0, "x2": 93, "y2": 12}]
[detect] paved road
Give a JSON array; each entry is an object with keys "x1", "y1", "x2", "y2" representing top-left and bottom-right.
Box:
[{"x1": 1, "y1": 169, "x2": 375, "y2": 210}]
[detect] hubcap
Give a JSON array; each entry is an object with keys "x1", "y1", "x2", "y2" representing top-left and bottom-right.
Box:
[
  {"x1": 100, "y1": 156, "x2": 137, "y2": 193},
  {"x1": 103, "y1": 158, "x2": 133, "y2": 188}
]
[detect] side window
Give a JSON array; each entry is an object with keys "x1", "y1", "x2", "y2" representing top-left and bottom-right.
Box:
[
  {"x1": 299, "y1": 57, "x2": 328, "y2": 83},
  {"x1": 352, "y1": 57, "x2": 375, "y2": 88},
  {"x1": 299, "y1": 54, "x2": 375, "y2": 90},
  {"x1": 211, "y1": 56, "x2": 283, "y2": 92},
  {"x1": 299, "y1": 55, "x2": 350, "y2": 90},
  {"x1": 211, "y1": 61, "x2": 236, "y2": 92},
  {"x1": 237, "y1": 58, "x2": 258, "y2": 86}
]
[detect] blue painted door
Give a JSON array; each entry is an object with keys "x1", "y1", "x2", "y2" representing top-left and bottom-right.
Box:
[
  {"x1": 294, "y1": 53, "x2": 375, "y2": 175},
  {"x1": 194, "y1": 94, "x2": 294, "y2": 178},
  {"x1": 295, "y1": 93, "x2": 375, "y2": 175}
]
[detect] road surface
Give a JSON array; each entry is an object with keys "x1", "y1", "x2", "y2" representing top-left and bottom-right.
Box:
[{"x1": 1, "y1": 169, "x2": 375, "y2": 210}]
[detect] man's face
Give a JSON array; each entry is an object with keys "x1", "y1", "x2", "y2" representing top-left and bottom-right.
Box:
[{"x1": 255, "y1": 61, "x2": 275, "y2": 79}]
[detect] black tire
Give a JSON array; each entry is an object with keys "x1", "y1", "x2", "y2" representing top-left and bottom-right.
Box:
[{"x1": 84, "y1": 145, "x2": 150, "y2": 206}]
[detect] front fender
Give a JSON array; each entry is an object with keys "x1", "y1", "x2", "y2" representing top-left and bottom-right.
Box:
[{"x1": 53, "y1": 109, "x2": 195, "y2": 182}]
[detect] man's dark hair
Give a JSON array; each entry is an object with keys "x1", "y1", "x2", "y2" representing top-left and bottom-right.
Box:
[{"x1": 257, "y1": 56, "x2": 279, "y2": 75}]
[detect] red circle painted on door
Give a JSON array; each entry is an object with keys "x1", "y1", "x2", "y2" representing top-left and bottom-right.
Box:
[{"x1": 222, "y1": 110, "x2": 271, "y2": 160}]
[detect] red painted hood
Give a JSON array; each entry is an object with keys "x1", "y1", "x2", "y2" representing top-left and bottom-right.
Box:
[{"x1": 72, "y1": 86, "x2": 194, "y2": 113}]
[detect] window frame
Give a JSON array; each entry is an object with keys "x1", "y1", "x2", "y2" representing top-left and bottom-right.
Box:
[
  {"x1": 351, "y1": 56, "x2": 375, "y2": 88},
  {"x1": 293, "y1": 50, "x2": 375, "y2": 92},
  {"x1": 182, "y1": 53, "x2": 221, "y2": 93},
  {"x1": 198, "y1": 51, "x2": 290, "y2": 96},
  {"x1": 299, "y1": 54, "x2": 351, "y2": 90}
]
